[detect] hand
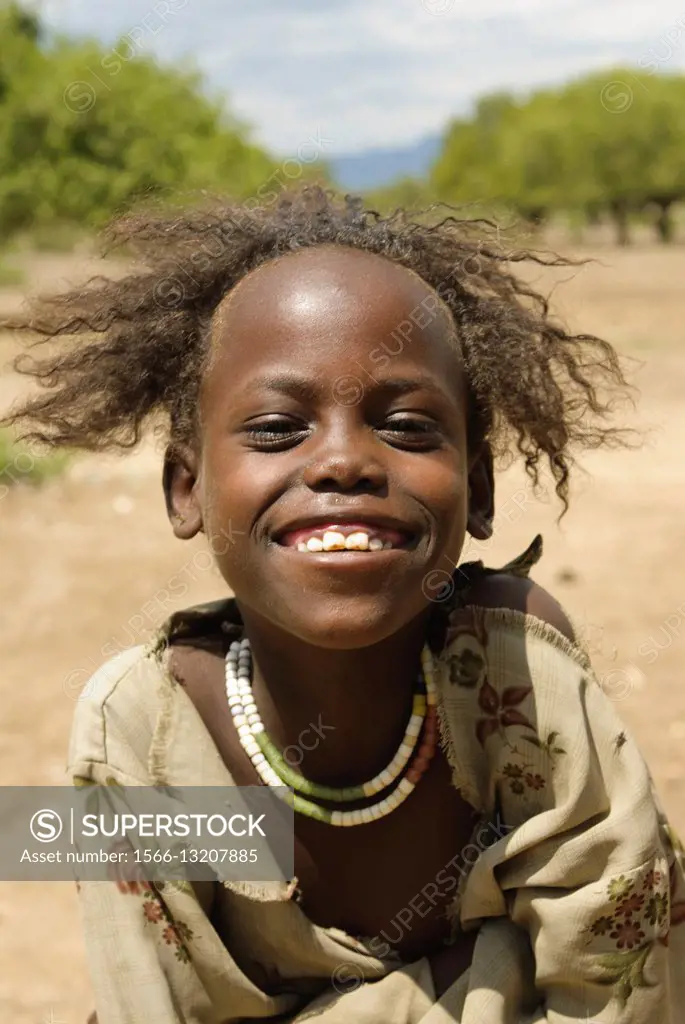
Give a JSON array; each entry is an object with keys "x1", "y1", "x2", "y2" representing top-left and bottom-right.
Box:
[{"x1": 428, "y1": 931, "x2": 477, "y2": 999}]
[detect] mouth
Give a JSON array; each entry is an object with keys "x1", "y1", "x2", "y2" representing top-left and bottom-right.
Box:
[{"x1": 272, "y1": 518, "x2": 418, "y2": 555}]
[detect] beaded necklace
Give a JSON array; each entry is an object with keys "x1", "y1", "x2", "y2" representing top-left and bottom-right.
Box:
[{"x1": 224, "y1": 637, "x2": 439, "y2": 826}]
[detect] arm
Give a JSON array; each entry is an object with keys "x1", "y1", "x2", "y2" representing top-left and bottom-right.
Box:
[
  {"x1": 427, "y1": 933, "x2": 477, "y2": 999},
  {"x1": 68, "y1": 650, "x2": 302, "y2": 1024},
  {"x1": 435, "y1": 579, "x2": 685, "y2": 1021},
  {"x1": 76, "y1": 820, "x2": 441, "y2": 1024}
]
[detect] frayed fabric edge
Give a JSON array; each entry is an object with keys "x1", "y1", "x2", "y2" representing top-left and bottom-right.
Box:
[
  {"x1": 459, "y1": 605, "x2": 593, "y2": 673},
  {"x1": 147, "y1": 640, "x2": 177, "y2": 787},
  {"x1": 434, "y1": 682, "x2": 487, "y2": 935},
  {"x1": 435, "y1": 691, "x2": 483, "y2": 816}
]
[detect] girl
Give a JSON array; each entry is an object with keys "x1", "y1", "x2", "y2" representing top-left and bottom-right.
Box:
[{"x1": 3, "y1": 188, "x2": 684, "y2": 1023}]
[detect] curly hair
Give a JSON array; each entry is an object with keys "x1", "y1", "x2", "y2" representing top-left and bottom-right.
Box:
[{"x1": 0, "y1": 187, "x2": 634, "y2": 510}]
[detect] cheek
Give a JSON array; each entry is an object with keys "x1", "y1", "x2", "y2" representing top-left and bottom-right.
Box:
[
  {"x1": 196, "y1": 453, "x2": 248, "y2": 555},
  {"x1": 197, "y1": 451, "x2": 280, "y2": 569},
  {"x1": 408, "y1": 457, "x2": 469, "y2": 564},
  {"x1": 199, "y1": 442, "x2": 257, "y2": 519},
  {"x1": 407, "y1": 456, "x2": 468, "y2": 525}
]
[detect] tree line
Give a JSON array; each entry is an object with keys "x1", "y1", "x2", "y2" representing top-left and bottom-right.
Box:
[
  {"x1": 2, "y1": 1, "x2": 684, "y2": 247},
  {"x1": 0, "y1": 3, "x2": 326, "y2": 241},
  {"x1": 372, "y1": 69, "x2": 685, "y2": 246}
]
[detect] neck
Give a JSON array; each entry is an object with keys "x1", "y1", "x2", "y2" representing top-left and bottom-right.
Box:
[{"x1": 235, "y1": 605, "x2": 432, "y2": 789}]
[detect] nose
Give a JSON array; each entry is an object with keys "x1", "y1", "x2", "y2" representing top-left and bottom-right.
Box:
[{"x1": 302, "y1": 426, "x2": 388, "y2": 494}]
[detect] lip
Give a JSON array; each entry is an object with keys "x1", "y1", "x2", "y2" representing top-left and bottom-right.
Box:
[{"x1": 272, "y1": 543, "x2": 414, "y2": 573}]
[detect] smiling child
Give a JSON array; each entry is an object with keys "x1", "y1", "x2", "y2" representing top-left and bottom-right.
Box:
[{"x1": 3, "y1": 188, "x2": 684, "y2": 1023}]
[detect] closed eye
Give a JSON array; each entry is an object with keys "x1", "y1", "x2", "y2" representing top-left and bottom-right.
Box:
[
  {"x1": 385, "y1": 416, "x2": 435, "y2": 432},
  {"x1": 378, "y1": 415, "x2": 442, "y2": 449},
  {"x1": 242, "y1": 413, "x2": 443, "y2": 452},
  {"x1": 243, "y1": 416, "x2": 309, "y2": 450}
]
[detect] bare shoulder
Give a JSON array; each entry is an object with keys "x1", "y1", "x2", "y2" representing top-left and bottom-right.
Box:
[{"x1": 464, "y1": 572, "x2": 576, "y2": 643}]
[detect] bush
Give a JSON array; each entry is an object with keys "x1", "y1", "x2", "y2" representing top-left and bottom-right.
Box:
[{"x1": 0, "y1": 428, "x2": 70, "y2": 488}]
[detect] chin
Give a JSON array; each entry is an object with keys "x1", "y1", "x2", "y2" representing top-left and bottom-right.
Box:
[{"x1": 280, "y1": 598, "x2": 420, "y2": 651}]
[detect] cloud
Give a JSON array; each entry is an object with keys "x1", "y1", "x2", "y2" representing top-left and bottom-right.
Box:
[{"x1": 40, "y1": 0, "x2": 685, "y2": 153}]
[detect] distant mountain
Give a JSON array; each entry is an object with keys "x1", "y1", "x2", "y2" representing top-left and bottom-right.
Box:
[{"x1": 330, "y1": 134, "x2": 442, "y2": 192}]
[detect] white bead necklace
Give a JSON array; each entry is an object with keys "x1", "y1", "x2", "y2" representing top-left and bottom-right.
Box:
[{"x1": 224, "y1": 637, "x2": 438, "y2": 826}]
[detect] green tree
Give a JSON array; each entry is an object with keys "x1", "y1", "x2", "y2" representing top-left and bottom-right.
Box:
[
  {"x1": 430, "y1": 68, "x2": 685, "y2": 245},
  {"x1": 431, "y1": 93, "x2": 519, "y2": 219},
  {"x1": 364, "y1": 176, "x2": 435, "y2": 215},
  {"x1": 549, "y1": 69, "x2": 685, "y2": 244},
  {"x1": 554, "y1": 71, "x2": 654, "y2": 245},
  {"x1": 0, "y1": 4, "x2": 287, "y2": 236}
]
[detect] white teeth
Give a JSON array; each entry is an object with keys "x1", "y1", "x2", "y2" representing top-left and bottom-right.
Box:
[
  {"x1": 322, "y1": 530, "x2": 346, "y2": 551},
  {"x1": 293, "y1": 529, "x2": 397, "y2": 553},
  {"x1": 345, "y1": 531, "x2": 370, "y2": 550}
]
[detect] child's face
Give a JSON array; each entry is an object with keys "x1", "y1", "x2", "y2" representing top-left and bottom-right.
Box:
[{"x1": 168, "y1": 245, "x2": 489, "y2": 649}]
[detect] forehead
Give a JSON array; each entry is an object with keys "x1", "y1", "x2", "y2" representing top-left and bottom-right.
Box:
[
  {"x1": 224, "y1": 239, "x2": 437, "y2": 300},
  {"x1": 204, "y1": 245, "x2": 462, "y2": 395}
]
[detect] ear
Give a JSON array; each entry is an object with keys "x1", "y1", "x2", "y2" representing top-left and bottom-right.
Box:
[
  {"x1": 467, "y1": 441, "x2": 495, "y2": 541},
  {"x1": 163, "y1": 443, "x2": 204, "y2": 540}
]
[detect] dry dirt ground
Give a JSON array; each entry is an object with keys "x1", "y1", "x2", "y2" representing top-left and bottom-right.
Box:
[{"x1": 0, "y1": 248, "x2": 684, "y2": 1022}]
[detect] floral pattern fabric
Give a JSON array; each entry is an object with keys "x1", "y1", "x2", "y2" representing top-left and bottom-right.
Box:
[
  {"x1": 440, "y1": 603, "x2": 685, "y2": 1018},
  {"x1": 67, "y1": 542, "x2": 685, "y2": 1023}
]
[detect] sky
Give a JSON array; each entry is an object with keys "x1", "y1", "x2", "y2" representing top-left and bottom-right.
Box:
[{"x1": 36, "y1": 0, "x2": 685, "y2": 155}]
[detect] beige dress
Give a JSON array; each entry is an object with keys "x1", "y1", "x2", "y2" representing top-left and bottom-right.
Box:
[{"x1": 67, "y1": 540, "x2": 685, "y2": 1023}]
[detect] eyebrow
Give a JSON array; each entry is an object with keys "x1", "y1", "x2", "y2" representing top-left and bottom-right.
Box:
[
  {"x1": 367, "y1": 375, "x2": 453, "y2": 400},
  {"x1": 244, "y1": 372, "x2": 454, "y2": 402},
  {"x1": 244, "y1": 373, "x2": 320, "y2": 403}
]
